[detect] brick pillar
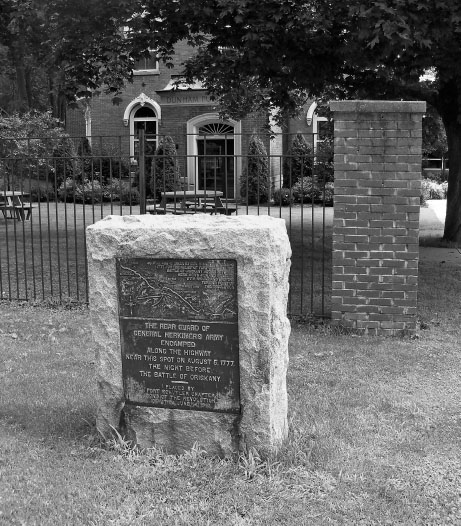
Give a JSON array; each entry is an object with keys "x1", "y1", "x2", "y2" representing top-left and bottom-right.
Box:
[{"x1": 330, "y1": 100, "x2": 426, "y2": 336}]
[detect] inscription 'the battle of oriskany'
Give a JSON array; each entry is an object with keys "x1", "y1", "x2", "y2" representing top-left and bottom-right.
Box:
[{"x1": 116, "y1": 258, "x2": 240, "y2": 414}]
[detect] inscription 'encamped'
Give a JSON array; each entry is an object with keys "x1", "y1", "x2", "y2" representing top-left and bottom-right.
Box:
[{"x1": 117, "y1": 258, "x2": 240, "y2": 413}]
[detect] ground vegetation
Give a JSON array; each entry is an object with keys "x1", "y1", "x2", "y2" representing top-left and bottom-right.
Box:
[{"x1": 0, "y1": 251, "x2": 460, "y2": 524}]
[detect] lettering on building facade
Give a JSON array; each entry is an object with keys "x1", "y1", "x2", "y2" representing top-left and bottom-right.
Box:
[{"x1": 158, "y1": 91, "x2": 213, "y2": 106}]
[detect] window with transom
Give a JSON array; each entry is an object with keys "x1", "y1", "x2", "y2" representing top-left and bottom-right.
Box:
[{"x1": 132, "y1": 105, "x2": 158, "y2": 158}]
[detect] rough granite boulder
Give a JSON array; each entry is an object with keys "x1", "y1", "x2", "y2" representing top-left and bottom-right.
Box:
[{"x1": 86, "y1": 214, "x2": 291, "y2": 457}]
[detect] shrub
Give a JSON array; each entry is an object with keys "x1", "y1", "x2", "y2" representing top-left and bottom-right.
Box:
[
  {"x1": 58, "y1": 178, "x2": 104, "y2": 203},
  {"x1": 441, "y1": 181, "x2": 448, "y2": 197},
  {"x1": 272, "y1": 187, "x2": 295, "y2": 206},
  {"x1": 319, "y1": 181, "x2": 334, "y2": 206},
  {"x1": 420, "y1": 181, "x2": 431, "y2": 206},
  {"x1": 315, "y1": 139, "x2": 335, "y2": 184},
  {"x1": 421, "y1": 179, "x2": 448, "y2": 202},
  {"x1": 29, "y1": 185, "x2": 57, "y2": 202},
  {"x1": 52, "y1": 137, "x2": 82, "y2": 187},
  {"x1": 104, "y1": 179, "x2": 141, "y2": 205},
  {"x1": 103, "y1": 179, "x2": 132, "y2": 201},
  {"x1": 240, "y1": 134, "x2": 271, "y2": 204},
  {"x1": 291, "y1": 176, "x2": 320, "y2": 202},
  {"x1": 150, "y1": 136, "x2": 181, "y2": 199},
  {"x1": 422, "y1": 167, "x2": 446, "y2": 184},
  {"x1": 85, "y1": 157, "x2": 130, "y2": 184},
  {"x1": 291, "y1": 177, "x2": 334, "y2": 205},
  {"x1": 118, "y1": 187, "x2": 140, "y2": 205},
  {"x1": 283, "y1": 134, "x2": 313, "y2": 187}
]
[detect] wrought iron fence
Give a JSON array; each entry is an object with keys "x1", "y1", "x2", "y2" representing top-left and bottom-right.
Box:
[{"x1": 0, "y1": 132, "x2": 333, "y2": 317}]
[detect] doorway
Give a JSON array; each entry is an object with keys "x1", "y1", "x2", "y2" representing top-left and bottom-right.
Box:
[
  {"x1": 187, "y1": 115, "x2": 241, "y2": 198},
  {"x1": 197, "y1": 135, "x2": 234, "y2": 198}
]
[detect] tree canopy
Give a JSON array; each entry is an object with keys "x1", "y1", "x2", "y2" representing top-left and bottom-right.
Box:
[
  {"x1": 3, "y1": 0, "x2": 461, "y2": 241},
  {"x1": 103, "y1": 1, "x2": 461, "y2": 123},
  {"x1": 0, "y1": 0, "x2": 149, "y2": 117},
  {"x1": 129, "y1": 0, "x2": 460, "y2": 242}
]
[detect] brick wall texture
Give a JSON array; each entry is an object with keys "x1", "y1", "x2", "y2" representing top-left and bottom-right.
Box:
[
  {"x1": 330, "y1": 100, "x2": 426, "y2": 336},
  {"x1": 65, "y1": 39, "x2": 268, "y2": 163}
]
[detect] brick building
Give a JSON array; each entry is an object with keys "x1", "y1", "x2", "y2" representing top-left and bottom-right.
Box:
[{"x1": 65, "y1": 41, "x2": 326, "y2": 198}]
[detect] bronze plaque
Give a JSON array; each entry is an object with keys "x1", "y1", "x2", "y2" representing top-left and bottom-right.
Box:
[{"x1": 116, "y1": 258, "x2": 240, "y2": 413}]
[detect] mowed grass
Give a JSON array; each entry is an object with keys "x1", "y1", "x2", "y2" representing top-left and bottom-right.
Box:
[
  {"x1": 0, "y1": 253, "x2": 460, "y2": 525},
  {"x1": 0, "y1": 202, "x2": 332, "y2": 316}
]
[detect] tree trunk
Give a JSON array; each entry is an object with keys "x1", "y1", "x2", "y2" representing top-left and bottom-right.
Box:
[
  {"x1": 14, "y1": 62, "x2": 30, "y2": 112},
  {"x1": 441, "y1": 114, "x2": 461, "y2": 243},
  {"x1": 9, "y1": 32, "x2": 31, "y2": 112},
  {"x1": 49, "y1": 72, "x2": 67, "y2": 123},
  {"x1": 48, "y1": 74, "x2": 57, "y2": 117},
  {"x1": 24, "y1": 67, "x2": 33, "y2": 108}
]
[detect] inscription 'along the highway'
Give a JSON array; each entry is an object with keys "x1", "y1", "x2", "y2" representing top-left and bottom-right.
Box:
[{"x1": 116, "y1": 258, "x2": 240, "y2": 413}]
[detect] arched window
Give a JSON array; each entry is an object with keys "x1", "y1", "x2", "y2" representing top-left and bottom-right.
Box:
[{"x1": 130, "y1": 105, "x2": 158, "y2": 159}]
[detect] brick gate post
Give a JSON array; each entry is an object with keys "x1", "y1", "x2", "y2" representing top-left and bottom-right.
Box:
[{"x1": 330, "y1": 100, "x2": 426, "y2": 335}]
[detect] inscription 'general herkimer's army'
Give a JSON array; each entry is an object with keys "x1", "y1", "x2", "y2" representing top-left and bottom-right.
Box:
[{"x1": 116, "y1": 258, "x2": 240, "y2": 414}]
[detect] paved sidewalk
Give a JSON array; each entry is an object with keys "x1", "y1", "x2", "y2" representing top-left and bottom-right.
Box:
[
  {"x1": 419, "y1": 200, "x2": 460, "y2": 264},
  {"x1": 420, "y1": 199, "x2": 446, "y2": 235}
]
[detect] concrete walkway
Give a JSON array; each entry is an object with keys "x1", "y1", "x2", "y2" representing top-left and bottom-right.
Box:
[
  {"x1": 419, "y1": 200, "x2": 461, "y2": 264},
  {"x1": 420, "y1": 199, "x2": 446, "y2": 235}
]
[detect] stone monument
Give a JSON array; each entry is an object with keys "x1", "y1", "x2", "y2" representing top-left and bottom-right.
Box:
[{"x1": 86, "y1": 214, "x2": 291, "y2": 457}]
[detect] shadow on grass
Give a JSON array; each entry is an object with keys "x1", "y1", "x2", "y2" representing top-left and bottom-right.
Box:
[
  {"x1": 419, "y1": 234, "x2": 461, "y2": 249},
  {"x1": 0, "y1": 303, "x2": 96, "y2": 444}
]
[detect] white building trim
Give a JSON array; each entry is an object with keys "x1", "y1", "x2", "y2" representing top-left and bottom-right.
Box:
[
  {"x1": 306, "y1": 101, "x2": 327, "y2": 148},
  {"x1": 123, "y1": 93, "x2": 162, "y2": 126}
]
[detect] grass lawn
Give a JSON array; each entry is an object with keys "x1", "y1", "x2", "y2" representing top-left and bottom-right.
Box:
[
  {"x1": 0, "y1": 252, "x2": 460, "y2": 525},
  {"x1": 0, "y1": 202, "x2": 332, "y2": 316}
]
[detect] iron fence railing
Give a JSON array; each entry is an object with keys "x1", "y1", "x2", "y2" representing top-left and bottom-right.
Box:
[{"x1": 0, "y1": 133, "x2": 333, "y2": 317}]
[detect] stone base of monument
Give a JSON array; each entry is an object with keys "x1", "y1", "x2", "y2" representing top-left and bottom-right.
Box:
[{"x1": 87, "y1": 214, "x2": 291, "y2": 457}]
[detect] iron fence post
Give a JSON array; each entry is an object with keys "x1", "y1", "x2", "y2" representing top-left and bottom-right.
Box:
[{"x1": 138, "y1": 129, "x2": 146, "y2": 214}]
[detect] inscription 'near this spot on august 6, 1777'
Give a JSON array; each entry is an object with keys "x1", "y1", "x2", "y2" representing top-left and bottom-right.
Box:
[{"x1": 116, "y1": 258, "x2": 240, "y2": 414}]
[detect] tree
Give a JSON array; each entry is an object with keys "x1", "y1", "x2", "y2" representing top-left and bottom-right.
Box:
[
  {"x1": 0, "y1": 111, "x2": 75, "y2": 189},
  {"x1": 150, "y1": 136, "x2": 180, "y2": 199},
  {"x1": 283, "y1": 134, "x2": 313, "y2": 188},
  {"x1": 31, "y1": 1, "x2": 461, "y2": 242},
  {"x1": 240, "y1": 134, "x2": 271, "y2": 204},
  {"x1": 0, "y1": 0, "x2": 151, "y2": 118},
  {"x1": 0, "y1": 0, "x2": 49, "y2": 113},
  {"x1": 0, "y1": 0, "x2": 71, "y2": 118},
  {"x1": 173, "y1": 0, "x2": 461, "y2": 243},
  {"x1": 423, "y1": 105, "x2": 448, "y2": 159}
]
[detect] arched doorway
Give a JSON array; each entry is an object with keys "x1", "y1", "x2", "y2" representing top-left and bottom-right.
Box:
[{"x1": 187, "y1": 114, "x2": 241, "y2": 198}]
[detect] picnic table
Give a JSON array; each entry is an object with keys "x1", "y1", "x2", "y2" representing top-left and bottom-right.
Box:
[
  {"x1": 146, "y1": 190, "x2": 237, "y2": 216},
  {"x1": 0, "y1": 191, "x2": 34, "y2": 221}
]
